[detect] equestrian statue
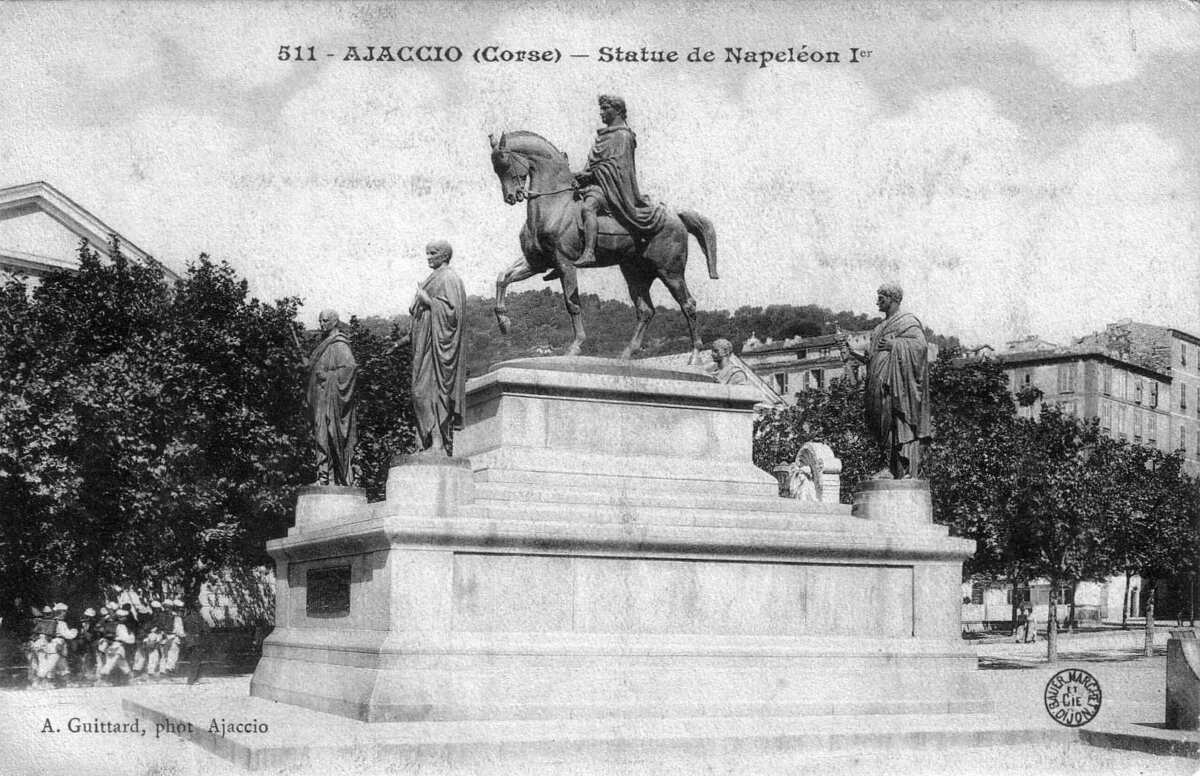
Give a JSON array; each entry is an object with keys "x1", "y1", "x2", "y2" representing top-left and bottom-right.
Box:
[{"x1": 489, "y1": 94, "x2": 717, "y2": 362}]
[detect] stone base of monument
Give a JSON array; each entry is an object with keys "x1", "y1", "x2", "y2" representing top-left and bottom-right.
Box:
[
  {"x1": 127, "y1": 689, "x2": 1069, "y2": 772},
  {"x1": 1167, "y1": 629, "x2": 1200, "y2": 730},
  {"x1": 250, "y1": 357, "x2": 990, "y2": 725}
]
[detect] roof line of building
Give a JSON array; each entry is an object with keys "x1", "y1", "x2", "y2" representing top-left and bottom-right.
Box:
[
  {"x1": 992, "y1": 347, "x2": 1171, "y2": 381},
  {"x1": 0, "y1": 181, "x2": 178, "y2": 281}
]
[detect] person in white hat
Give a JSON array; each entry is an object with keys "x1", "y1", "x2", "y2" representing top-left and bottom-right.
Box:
[
  {"x1": 141, "y1": 600, "x2": 170, "y2": 680},
  {"x1": 96, "y1": 607, "x2": 136, "y2": 685},
  {"x1": 26, "y1": 606, "x2": 54, "y2": 687},
  {"x1": 31, "y1": 604, "x2": 76, "y2": 688},
  {"x1": 131, "y1": 603, "x2": 159, "y2": 681},
  {"x1": 73, "y1": 607, "x2": 99, "y2": 682},
  {"x1": 158, "y1": 600, "x2": 183, "y2": 676}
]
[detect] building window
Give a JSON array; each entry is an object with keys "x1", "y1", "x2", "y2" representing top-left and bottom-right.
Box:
[
  {"x1": 1031, "y1": 584, "x2": 1074, "y2": 606},
  {"x1": 1196, "y1": 387, "x2": 1199, "y2": 417},
  {"x1": 970, "y1": 583, "x2": 985, "y2": 605},
  {"x1": 1118, "y1": 405, "x2": 1126, "y2": 436},
  {"x1": 1006, "y1": 586, "x2": 1031, "y2": 605},
  {"x1": 773, "y1": 373, "x2": 787, "y2": 395},
  {"x1": 1183, "y1": 344, "x2": 1189, "y2": 368},
  {"x1": 1149, "y1": 415, "x2": 1157, "y2": 447},
  {"x1": 1062, "y1": 401, "x2": 1077, "y2": 416},
  {"x1": 1100, "y1": 402, "x2": 1111, "y2": 431},
  {"x1": 1183, "y1": 386, "x2": 1189, "y2": 412},
  {"x1": 1150, "y1": 382, "x2": 1159, "y2": 408},
  {"x1": 1102, "y1": 365, "x2": 1112, "y2": 396},
  {"x1": 1133, "y1": 411, "x2": 1142, "y2": 443},
  {"x1": 1181, "y1": 428, "x2": 1188, "y2": 454},
  {"x1": 1057, "y1": 363, "x2": 1078, "y2": 393},
  {"x1": 1135, "y1": 379, "x2": 1143, "y2": 405},
  {"x1": 813, "y1": 369, "x2": 825, "y2": 390}
]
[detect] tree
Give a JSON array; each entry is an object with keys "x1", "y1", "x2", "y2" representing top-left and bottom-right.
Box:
[
  {"x1": 925, "y1": 353, "x2": 1025, "y2": 628},
  {"x1": 753, "y1": 376, "x2": 875, "y2": 502},
  {"x1": 346, "y1": 317, "x2": 417, "y2": 502},
  {"x1": 0, "y1": 244, "x2": 422, "y2": 621},
  {"x1": 1008, "y1": 408, "x2": 1114, "y2": 662},
  {"x1": 3, "y1": 247, "x2": 301, "y2": 616},
  {"x1": 1102, "y1": 443, "x2": 1200, "y2": 656}
]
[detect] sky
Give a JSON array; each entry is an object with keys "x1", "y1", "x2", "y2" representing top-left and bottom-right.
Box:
[{"x1": 1, "y1": 0, "x2": 1198, "y2": 348}]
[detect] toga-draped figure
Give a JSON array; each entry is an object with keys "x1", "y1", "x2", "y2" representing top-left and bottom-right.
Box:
[
  {"x1": 838, "y1": 284, "x2": 932, "y2": 479},
  {"x1": 405, "y1": 240, "x2": 467, "y2": 454},
  {"x1": 305, "y1": 309, "x2": 358, "y2": 486},
  {"x1": 566, "y1": 95, "x2": 666, "y2": 273}
]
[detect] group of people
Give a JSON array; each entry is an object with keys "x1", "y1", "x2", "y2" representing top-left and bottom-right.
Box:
[{"x1": 24, "y1": 599, "x2": 208, "y2": 688}]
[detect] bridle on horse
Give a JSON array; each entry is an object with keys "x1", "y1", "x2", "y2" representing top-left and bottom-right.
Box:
[{"x1": 502, "y1": 150, "x2": 578, "y2": 199}]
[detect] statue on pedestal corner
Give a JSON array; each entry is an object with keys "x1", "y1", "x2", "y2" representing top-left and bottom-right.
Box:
[
  {"x1": 394, "y1": 240, "x2": 467, "y2": 455},
  {"x1": 299, "y1": 309, "x2": 358, "y2": 486},
  {"x1": 709, "y1": 339, "x2": 750, "y2": 386},
  {"x1": 836, "y1": 284, "x2": 932, "y2": 479}
]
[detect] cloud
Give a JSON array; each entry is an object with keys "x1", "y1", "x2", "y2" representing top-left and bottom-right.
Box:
[
  {"x1": 2, "y1": 1, "x2": 1198, "y2": 352},
  {"x1": 1006, "y1": 2, "x2": 1200, "y2": 88}
]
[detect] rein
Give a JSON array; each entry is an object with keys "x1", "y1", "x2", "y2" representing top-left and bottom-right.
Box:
[{"x1": 523, "y1": 185, "x2": 576, "y2": 199}]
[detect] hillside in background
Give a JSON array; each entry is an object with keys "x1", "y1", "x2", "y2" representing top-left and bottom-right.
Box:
[{"x1": 356, "y1": 289, "x2": 960, "y2": 377}]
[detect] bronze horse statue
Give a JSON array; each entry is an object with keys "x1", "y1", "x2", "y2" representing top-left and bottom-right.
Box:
[{"x1": 489, "y1": 130, "x2": 717, "y2": 362}]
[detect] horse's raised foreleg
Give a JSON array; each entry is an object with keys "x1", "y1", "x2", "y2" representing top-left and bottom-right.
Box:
[
  {"x1": 495, "y1": 257, "x2": 538, "y2": 334},
  {"x1": 557, "y1": 258, "x2": 586, "y2": 356},
  {"x1": 660, "y1": 272, "x2": 703, "y2": 364},
  {"x1": 618, "y1": 265, "x2": 656, "y2": 360}
]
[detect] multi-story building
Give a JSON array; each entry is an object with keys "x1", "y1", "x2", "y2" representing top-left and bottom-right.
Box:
[
  {"x1": 740, "y1": 330, "x2": 921, "y2": 403},
  {"x1": 999, "y1": 321, "x2": 1200, "y2": 472}
]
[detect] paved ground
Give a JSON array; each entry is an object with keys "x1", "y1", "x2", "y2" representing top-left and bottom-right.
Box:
[{"x1": 0, "y1": 628, "x2": 1196, "y2": 776}]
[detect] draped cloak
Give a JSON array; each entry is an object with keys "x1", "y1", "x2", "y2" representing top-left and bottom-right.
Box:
[
  {"x1": 865, "y1": 311, "x2": 932, "y2": 454},
  {"x1": 410, "y1": 264, "x2": 467, "y2": 446},
  {"x1": 306, "y1": 329, "x2": 358, "y2": 485},
  {"x1": 582, "y1": 125, "x2": 666, "y2": 236}
]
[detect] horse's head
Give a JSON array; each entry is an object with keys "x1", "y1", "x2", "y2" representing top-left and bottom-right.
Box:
[{"x1": 489, "y1": 133, "x2": 529, "y2": 206}]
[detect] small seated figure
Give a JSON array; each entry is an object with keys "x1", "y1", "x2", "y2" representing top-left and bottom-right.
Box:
[{"x1": 793, "y1": 464, "x2": 819, "y2": 502}]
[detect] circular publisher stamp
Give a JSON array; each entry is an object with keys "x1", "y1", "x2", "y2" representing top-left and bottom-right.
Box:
[{"x1": 1043, "y1": 668, "x2": 1102, "y2": 727}]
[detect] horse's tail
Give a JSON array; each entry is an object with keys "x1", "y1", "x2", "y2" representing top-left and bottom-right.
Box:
[{"x1": 678, "y1": 209, "x2": 718, "y2": 280}]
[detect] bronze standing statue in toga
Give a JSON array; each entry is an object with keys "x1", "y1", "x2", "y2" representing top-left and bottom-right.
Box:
[
  {"x1": 395, "y1": 241, "x2": 467, "y2": 455},
  {"x1": 836, "y1": 284, "x2": 932, "y2": 479},
  {"x1": 300, "y1": 309, "x2": 358, "y2": 486}
]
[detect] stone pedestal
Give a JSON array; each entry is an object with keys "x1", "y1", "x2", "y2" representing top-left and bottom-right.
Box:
[
  {"x1": 292, "y1": 485, "x2": 366, "y2": 533},
  {"x1": 251, "y1": 357, "x2": 987, "y2": 723},
  {"x1": 852, "y1": 479, "x2": 933, "y2": 525},
  {"x1": 1167, "y1": 628, "x2": 1200, "y2": 730},
  {"x1": 385, "y1": 454, "x2": 473, "y2": 516}
]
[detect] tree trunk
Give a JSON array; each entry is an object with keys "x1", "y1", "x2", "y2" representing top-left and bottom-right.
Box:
[
  {"x1": 1144, "y1": 578, "x2": 1157, "y2": 658},
  {"x1": 1046, "y1": 580, "x2": 1058, "y2": 663},
  {"x1": 1067, "y1": 580, "x2": 1078, "y2": 631},
  {"x1": 1122, "y1": 570, "x2": 1132, "y2": 628},
  {"x1": 1011, "y1": 579, "x2": 1021, "y2": 637}
]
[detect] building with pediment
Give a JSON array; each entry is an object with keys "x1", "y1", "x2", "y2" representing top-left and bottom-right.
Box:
[{"x1": 0, "y1": 181, "x2": 176, "y2": 284}]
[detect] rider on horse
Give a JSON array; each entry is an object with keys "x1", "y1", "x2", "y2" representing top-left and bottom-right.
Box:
[{"x1": 544, "y1": 95, "x2": 665, "y2": 281}]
